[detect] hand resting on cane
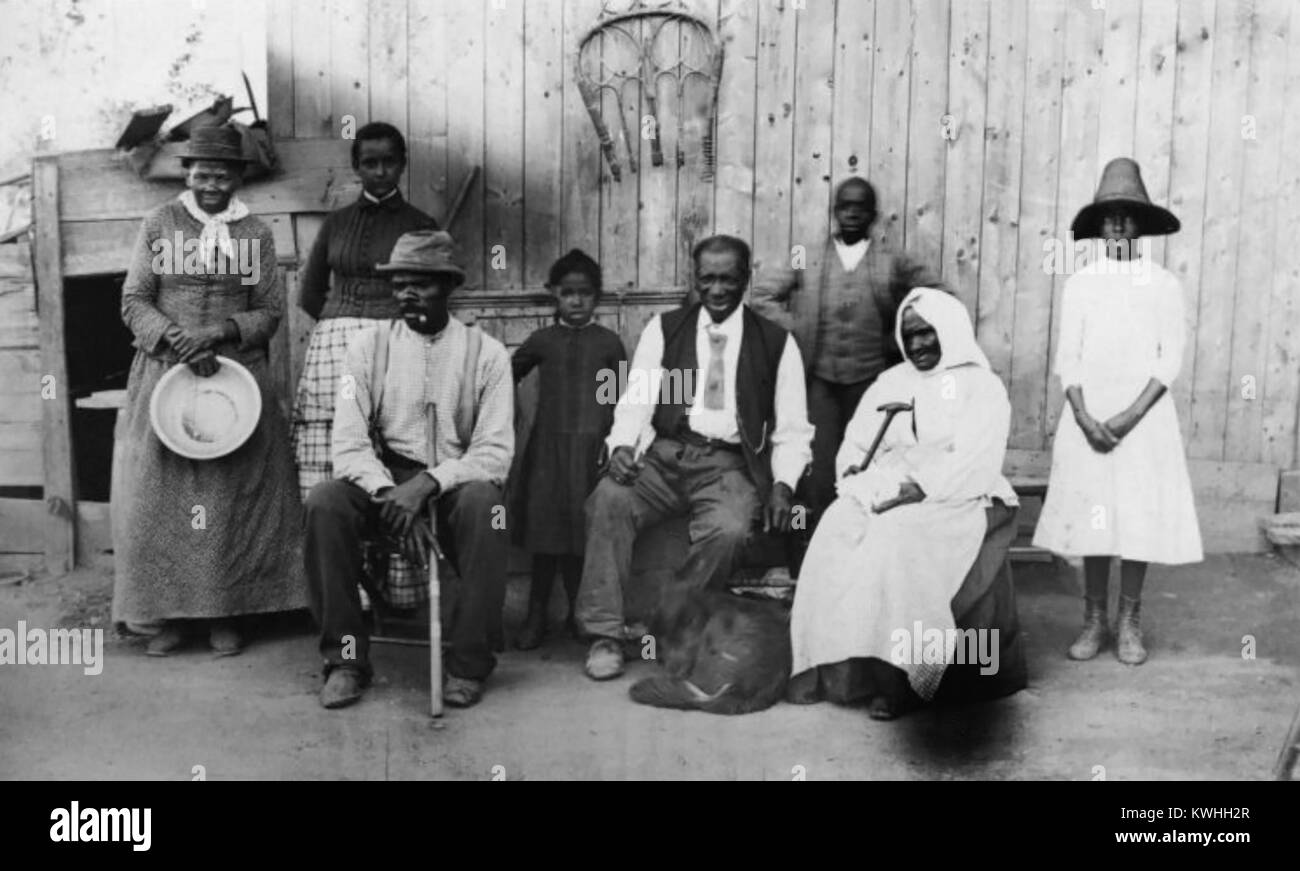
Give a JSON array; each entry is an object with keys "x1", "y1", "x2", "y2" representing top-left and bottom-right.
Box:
[{"x1": 373, "y1": 474, "x2": 441, "y2": 567}]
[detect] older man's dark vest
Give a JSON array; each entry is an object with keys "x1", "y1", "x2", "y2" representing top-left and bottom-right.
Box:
[{"x1": 651, "y1": 303, "x2": 789, "y2": 498}]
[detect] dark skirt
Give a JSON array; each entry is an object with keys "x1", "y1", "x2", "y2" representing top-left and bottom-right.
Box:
[
  {"x1": 787, "y1": 498, "x2": 1028, "y2": 706},
  {"x1": 516, "y1": 430, "x2": 606, "y2": 555}
]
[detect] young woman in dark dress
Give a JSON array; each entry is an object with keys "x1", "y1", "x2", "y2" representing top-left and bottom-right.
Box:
[{"x1": 511, "y1": 250, "x2": 626, "y2": 649}]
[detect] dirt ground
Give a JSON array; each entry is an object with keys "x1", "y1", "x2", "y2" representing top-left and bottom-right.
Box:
[{"x1": 1, "y1": 553, "x2": 1298, "y2": 781}]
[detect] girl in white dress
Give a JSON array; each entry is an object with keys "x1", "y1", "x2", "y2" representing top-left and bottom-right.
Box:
[{"x1": 1033, "y1": 158, "x2": 1203, "y2": 666}]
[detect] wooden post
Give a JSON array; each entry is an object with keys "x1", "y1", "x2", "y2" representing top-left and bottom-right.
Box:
[{"x1": 32, "y1": 156, "x2": 76, "y2": 575}]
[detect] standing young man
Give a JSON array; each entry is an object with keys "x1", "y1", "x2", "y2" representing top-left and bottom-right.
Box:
[{"x1": 753, "y1": 178, "x2": 941, "y2": 529}]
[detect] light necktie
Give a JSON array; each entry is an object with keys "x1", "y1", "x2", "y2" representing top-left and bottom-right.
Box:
[{"x1": 702, "y1": 326, "x2": 728, "y2": 410}]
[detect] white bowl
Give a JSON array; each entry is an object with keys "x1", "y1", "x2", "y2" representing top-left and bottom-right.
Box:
[{"x1": 149, "y1": 356, "x2": 262, "y2": 460}]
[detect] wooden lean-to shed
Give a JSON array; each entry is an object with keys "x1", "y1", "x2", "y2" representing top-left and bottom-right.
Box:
[{"x1": 6, "y1": 0, "x2": 1300, "y2": 575}]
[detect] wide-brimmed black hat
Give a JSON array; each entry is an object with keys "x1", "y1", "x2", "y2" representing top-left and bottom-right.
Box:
[
  {"x1": 178, "y1": 126, "x2": 250, "y2": 165},
  {"x1": 1071, "y1": 157, "x2": 1179, "y2": 239},
  {"x1": 375, "y1": 230, "x2": 467, "y2": 286}
]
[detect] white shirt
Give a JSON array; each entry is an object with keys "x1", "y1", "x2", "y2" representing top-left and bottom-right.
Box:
[
  {"x1": 605, "y1": 304, "x2": 814, "y2": 490},
  {"x1": 834, "y1": 236, "x2": 869, "y2": 272},
  {"x1": 332, "y1": 318, "x2": 514, "y2": 496}
]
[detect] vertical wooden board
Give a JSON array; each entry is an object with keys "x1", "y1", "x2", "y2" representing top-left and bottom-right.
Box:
[
  {"x1": 294, "y1": 212, "x2": 325, "y2": 267},
  {"x1": 1165, "y1": 0, "x2": 1216, "y2": 434},
  {"x1": 33, "y1": 158, "x2": 74, "y2": 573},
  {"x1": 561, "y1": 0, "x2": 603, "y2": 261},
  {"x1": 522, "y1": 0, "x2": 566, "y2": 288},
  {"x1": 751, "y1": 0, "x2": 797, "y2": 278},
  {"x1": 484, "y1": 0, "x2": 526, "y2": 291},
  {"x1": 445, "y1": 0, "x2": 486, "y2": 287},
  {"x1": 674, "y1": 0, "x2": 719, "y2": 290},
  {"x1": 1043, "y1": 0, "x2": 1104, "y2": 446},
  {"x1": 867, "y1": 0, "x2": 911, "y2": 251},
  {"x1": 284, "y1": 270, "x2": 313, "y2": 399},
  {"x1": 1095, "y1": 0, "x2": 1141, "y2": 166},
  {"x1": 1262, "y1": 2, "x2": 1300, "y2": 468},
  {"x1": 266, "y1": 0, "x2": 295, "y2": 139},
  {"x1": 292, "y1": 0, "x2": 332, "y2": 138},
  {"x1": 975, "y1": 0, "x2": 1027, "y2": 385},
  {"x1": 788, "y1": 0, "x2": 835, "y2": 274},
  {"x1": 369, "y1": 0, "x2": 411, "y2": 199},
  {"x1": 0, "y1": 241, "x2": 37, "y2": 351},
  {"x1": 1008, "y1": 0, "x2": 1065, "y2": 450},
  {"x1": 1226, "y1": 0, "x2": 1288, "y2": 463},
  {"x1": 904, "y1": 0, "x2": 950, "y2": 271},
  {"x1": 268, "y1": 266, "x2": 294, "y2": 423},
  {"x1": 408, "y1": 0, "x2": 450, "y2": 219},
  {"x1": 599, "y1": 16, "x2": 642, "y2": 296},
  {"x1": 714, "y1": 0, "x2": 759, "y2": 244},
  {"x1": 1189, "y1": 0, "x2": 1252, "y2": 460},
  {"x1": 0, "y1": 350, "x2": 43, "y2": 421},
  {"x1": 829, "y1": 0, "x2": 873, "y2": 185},
  {"x1": 939, "y1": 0, "x2": 988, "y2": 315},
  {"x1": 638, "y1": 12, "x2": 682, "y2": 292},
  {"x1": 329, "y1": 0, "x2": 370, "y2": 138},
  {"x1": 1133, "y1": 0, "x2": 1180, "y2": 267}
]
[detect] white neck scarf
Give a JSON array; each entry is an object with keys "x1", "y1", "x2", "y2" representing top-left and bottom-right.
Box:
[{"x1": 179, "y1": 190, "x2": 250, "y2": 273}]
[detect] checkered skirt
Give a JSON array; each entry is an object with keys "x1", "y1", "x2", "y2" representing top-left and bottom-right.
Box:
[{"x1": 292, "y1": 317, "x2": 425, "y2": 608}]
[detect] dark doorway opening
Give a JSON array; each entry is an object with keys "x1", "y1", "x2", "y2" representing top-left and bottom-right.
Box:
[{"x1": 64, "y1": 273, "x2": 134, "y2": 503}]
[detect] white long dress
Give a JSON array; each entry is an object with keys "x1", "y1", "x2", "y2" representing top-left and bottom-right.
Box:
[
  {"x1": 789, "y1": 288, "x2": 1019, "y2": 700},
  {"x1": 1032, "y1": 257, "x2": 1203, "y2": 565}
]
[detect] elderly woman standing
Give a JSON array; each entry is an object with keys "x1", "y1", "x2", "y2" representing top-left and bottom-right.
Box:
[
  {"x1": 788, "y1": 288, "x2": 1025, "y2": 719},
  {"x1": 111, "y1": 126, "x2": 306, "y2": 656}
]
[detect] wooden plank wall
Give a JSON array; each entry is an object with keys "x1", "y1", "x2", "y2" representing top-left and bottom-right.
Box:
[
  {"x1": 0, "y1": 241, "x2": 41, "y2": 491},
  {"x1": 261, "y1": 0, "x2": 1300, "y2": 472}
]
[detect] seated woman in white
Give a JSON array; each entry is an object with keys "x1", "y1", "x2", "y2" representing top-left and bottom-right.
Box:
[{"x1": 787, "y1": 287, "x2": 1024, "y2": 720}]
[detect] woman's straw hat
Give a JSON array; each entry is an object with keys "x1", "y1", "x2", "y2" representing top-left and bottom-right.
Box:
[
  {"x1": 149, "y1": 356, "x2": 262, "y2": 460},
  {"x1": 1071, "y1": 157, "x2": 1180, "y2": 239}
]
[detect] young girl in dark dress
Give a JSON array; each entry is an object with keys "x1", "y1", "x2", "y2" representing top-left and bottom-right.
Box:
[{"x1": 511, "y1": 250, "x2": 627, "y2": 649}]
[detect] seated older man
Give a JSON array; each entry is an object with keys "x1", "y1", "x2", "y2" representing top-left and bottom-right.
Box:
[
  {"x1": 303, "y1": 230, "x2": 513, "y2": 710},
  {"x1": 576, "y1": 234, "x2": 814, "y2": 680},
  {"x1": 788, "y1": 287, "x2": 1027, "y2": 720}
]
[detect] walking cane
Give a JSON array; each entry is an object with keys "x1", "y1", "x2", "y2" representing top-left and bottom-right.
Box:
[
  {"x1": 425, "y1": 402, "x2": 443, "y2": 718},
  {"x1": 847, "y1": 401, "x2": 915, "y2": 475}
]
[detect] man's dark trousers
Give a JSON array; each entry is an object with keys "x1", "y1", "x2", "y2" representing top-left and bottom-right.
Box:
[
  {"x1": 304, "y1": 471, "x2": 507, "y2": 681},
  {"x1": 803, "y1": 374, "x2": 875, "y2": 522},
  {"x1": 575, "y1": 437, "x2": 762, "y2": 641}
]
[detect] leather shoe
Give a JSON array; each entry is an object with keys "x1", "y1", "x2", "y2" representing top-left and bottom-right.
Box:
[
  {"x1": 320, "y1": 668, "x2": 367, "y2": 709},
  {"x1": 443, "y1": 674, "x2": 485, "y2": 708},
  {"x1": 584, "y1": 638, "x2": 625, "y2": 680},
  {"x1": 145, "y1": 625, "x2": 186, "y2": 657},
  {"x1": 209, "y1": 621, "x2": 243, "y2": 657}
]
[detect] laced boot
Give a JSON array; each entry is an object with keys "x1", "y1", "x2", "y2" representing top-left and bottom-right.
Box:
[
  {"x1": 1116, "y1": 595, "x2": 1148, "y2": 665},
  {"x1": 1067, "y1": 597, "x2": 1109, "y2": 661}
]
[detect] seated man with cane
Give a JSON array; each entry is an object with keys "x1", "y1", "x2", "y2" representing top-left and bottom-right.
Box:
[
  {"x1": 303, "y1": 230, "x2": 513, "y2": 710},
  {"x1": 788, "y1": 287, "x2": 1027, "y2": 720}
]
